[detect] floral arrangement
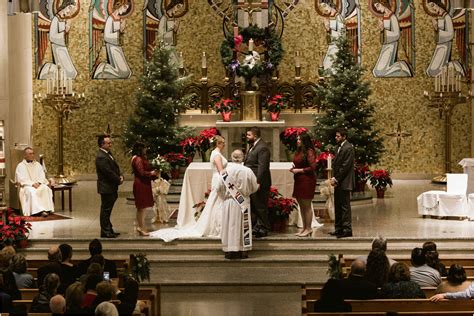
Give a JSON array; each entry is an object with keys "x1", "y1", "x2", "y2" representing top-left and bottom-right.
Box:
[
  {"x1": 164, "y1": 152, "x2": 187, "y2": 168},
  {"x1": 151, "y1": 155, "x2": 172, "y2": 176},
  {"x1": 267, "y1": 187, "x2": 298, "y2": 220},
  {"x1": 327, "y1": 254, "x2": 342, "y2": 279},
  {"x1": 180, "y1": 136, "x2": 199, "y2": 161},
  {"x1": 316, "y1": 151, "x2": 335, "y2": 174},
  {"x1": 197, "y1": 127, "x2": 220, "y2": 153},
  {"x1": 368, "y1": 169, "x2": 393, "y2": 190},
  {"x1": 264, "y1": 94, "x2": 287, "y2": 113},
  {"x1": 279, "y1": 127, "x2": 308, "y2": 152},
  {"x1": 0, "y1": 208, "x2": 31, "y2": 245},
  {"x1": 214, "y1": 98, "x2": 238, "y2": 114},
  {"x1": 355, "y1": 164, "x2": 370, "y2": 184},
  {"x1": 193, "y1": 189, "x2": 211, "y2": 220},
  {"x1": 129, "y1": 253, "x2": 150, "y2": 283}
]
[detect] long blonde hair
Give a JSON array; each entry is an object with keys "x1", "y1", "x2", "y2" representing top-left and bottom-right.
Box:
[{"x1": 212, "y1": 135, "x2": 225, "y2": 149}]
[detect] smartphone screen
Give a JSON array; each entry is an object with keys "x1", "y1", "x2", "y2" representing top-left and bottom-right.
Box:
[{"x1": 103, "y1": 271, "x2": 110, "y2": 281}]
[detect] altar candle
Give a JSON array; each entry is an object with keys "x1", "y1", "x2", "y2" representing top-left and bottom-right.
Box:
[
  {"x1": 233, "y1": 26, "x2": 238, "y2": 38},
  {"x1": 202, "y1": 52, "x2": 207, "y2": 68},
  {"x1": 295, "y1": 51, "x2": 300, "y2": 68},
  {"x1": 327, "y1": 155, "x2": 332, "y2": 170},
  {"x1": 248, "y1": 38, "x2": 254, "y2": 51},
  {"x1": 179, "y1": 51, "x2": 184, "y2": 68}
]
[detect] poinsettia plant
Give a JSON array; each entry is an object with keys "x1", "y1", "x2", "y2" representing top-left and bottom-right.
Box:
[
  {"x1": 264, "y1": 94, "x2": 287, "y2": 113},
  {"x1": 368, "y1": 169, "x2": 393, "y2": 190},
  {"x1": 180, "y1": 136, "x2": 199, "y2": 162},
  {"x1": 164, "y1": 152, "x2": 187, "y2": 168},
  {"x1": 267, "y1": 187, "x2": 298, "y2": 220},
  {"x1": 355, "y1": 164, "x2": 370, "y2": 183},
  {"x1": 0, "y1": 208, "x2": 31, "y2": 244},
  {"x1": 316, "y1": 151, "x2": 335, "y2": 174},
  {"x1": 214, "y1": 98, "x2": 238, "y2": 113},
  {"x1": 279, "y1": 127, "x2": 308, "y2": 152},
  {"x1": 197, "y1": 127, "x2": 220, "y2": 153}
]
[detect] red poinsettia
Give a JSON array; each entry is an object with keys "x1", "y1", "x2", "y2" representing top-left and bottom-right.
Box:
[
  {"x1": 279, "y1": 127, "x2": 308, "y2": 152},
  {"x1": 214, "y1": 99, "x2": 238, "y2": 113},
  {"x1": 368, "y1": 169, "x2": 393, "y2": 190},
  {"x1": 197, "y1": 127, "x2": 220, "y2": 152},
  {"x1": 180, "y1": 136, "x2": 199, "y2": 160},
  {"x1": 355, "y1": 164, "x2": 370, "y2": 183},
  {"x1": 267, "y1": 186, "x2": 298, "y2": 219},
  {"x1": 164, "y1": 152, "x2": 187, "y2": 167},
  {"x1": 264, "y1": 94, "x2": 287, "y2": 113},
  {"x1": 0, "y1": 208, "x2": 31, "y2": 244}
]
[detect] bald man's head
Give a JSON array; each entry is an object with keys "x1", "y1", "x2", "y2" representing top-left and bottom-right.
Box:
[
  {"x1": 48, "y1": 245, "x2": 62, "y2": 262},
  {"x1": 350, "y1": 259, "x2": 366, "y2": 276},
  {"x1": 231, "y1": 149, "x2": 244, "y2": 163}
]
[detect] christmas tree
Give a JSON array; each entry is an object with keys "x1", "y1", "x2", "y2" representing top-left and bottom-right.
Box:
[
  {"x1": 313, "y1": 36, "x2": 383, "y2": 165},
  {"x1": 124, "y1": 44, "x2": 190, "y2": 157}
]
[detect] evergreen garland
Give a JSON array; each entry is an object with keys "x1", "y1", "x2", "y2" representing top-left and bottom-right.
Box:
[
  {"x1": 313, "y1": 36, "x2": 384, "y2": 166},
  {"x1": 123, "y1": 45, "x2": 191, "y2": 157}
]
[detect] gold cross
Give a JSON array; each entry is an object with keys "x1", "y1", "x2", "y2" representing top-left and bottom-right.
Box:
[{"x1": 385, "y1": 122, "x2": 412, "y2": 150}]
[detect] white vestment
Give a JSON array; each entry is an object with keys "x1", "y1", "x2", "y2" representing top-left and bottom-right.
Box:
[
  {"x1": 158, "y1": 15, "x2": 179, "y2": 66},
  {"x1": 217, "y1": 162, "x2": 258, "y2": 252},
  {"x1": 150, "y1": 149, "x2": 227, "y2": 241},
  {"x1": 15, "y1": 160, "x2": 54, "y2": 216}
]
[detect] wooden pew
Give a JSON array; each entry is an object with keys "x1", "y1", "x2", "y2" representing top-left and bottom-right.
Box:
[{"x1": 308, "y1": 313, "x2": 474, "y2": 316}]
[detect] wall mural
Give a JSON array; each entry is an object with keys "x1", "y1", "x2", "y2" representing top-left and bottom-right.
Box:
[
  {"x1": 369, "y1": 0, "x2": 414, "y2": 78},
  {"x1": 315, "y1": 0, "x2": 361, "y2": 72},
  {"x1": 36, "y1": 0, "x2": 80, "y2": 79},
  {"x1": 144, "y1": 0, "x2": 189, "y2": 62},
  {"x1": 423, "y1": 0, "x2": 468, "y2": 77},
  {"x1": 89, "y1": 0, "x2": 134, "y2": 79}
]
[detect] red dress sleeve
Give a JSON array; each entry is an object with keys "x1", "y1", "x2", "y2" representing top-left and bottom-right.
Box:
[
  {"x1": 132, "y1": 156, "x2": 154, "y2": 178},
  {"x1": 303, "y1": 149, "x2": 317, "y2": 173}
]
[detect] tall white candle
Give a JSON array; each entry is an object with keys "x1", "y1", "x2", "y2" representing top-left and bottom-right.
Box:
[
  {"x1": 295, "y1": 51, "x2": 300, "y2": 68},
  {"x1": 179, "y1": 51, "x2": 184, "y2": 68},
  {"x1": 233, "y1": 26, "x2": 238, "y2": 38},
  {"x1": 248, "y1": 38, "x2": 254, "y2": 51},
  {"x1": 202, "y1": 52, "x2": 207, "y2": 68},
  {"x1": 327, "y1": 155, "x2": 332, "y2": 170}
]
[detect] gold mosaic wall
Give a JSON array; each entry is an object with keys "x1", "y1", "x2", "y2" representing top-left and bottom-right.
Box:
[{"x1": 32, "y1": 0, "x2": 471, "y2": 175}]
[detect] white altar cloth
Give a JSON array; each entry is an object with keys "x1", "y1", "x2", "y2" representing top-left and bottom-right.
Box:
[
  {"x1": 176, "y1": 162, "x2": 322, "y2": 229},
  {"x1": 459, "y1": 158, "x2": 474, "y2": 194}
]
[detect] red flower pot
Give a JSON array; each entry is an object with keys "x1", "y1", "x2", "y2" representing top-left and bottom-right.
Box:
[
  {"x1": 376, "y1": 188, "x2": 386, "y2": 198},
  {"x1": 16, "y1": 239, "x2": 28, "y2": 249},
  {"x1": 355, "y1": 180, "x2": 367, "y2": 193},
  {"x1": 270, "y1": 111, "x2": 280, "y2": 121},
  {"x1": 170, "y1": 168, "x2": 181, "y2": 179},
  {"x1": 221, "y1": 111, "x2": 232, "y2": 122},
  {"x1": 271, "y1": 217, "x2": 289, "y2": 233}
]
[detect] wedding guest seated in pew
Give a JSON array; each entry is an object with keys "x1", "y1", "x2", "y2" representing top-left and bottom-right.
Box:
[
  {"x1": 356, "y1": 236, "x2": 397, "y2": 267},
  {"x1": 77, "y1": 239, "x2": 117, "y2": 279},
  {"x1": 381, "y1": 262, "x2": 425, "y2": 299},
  {"x1": 90, "y1": 281, "x2": 115, "y2": 313},
  {"x1": 49, "y1": 294, "x2": 66, "y2": 315},
  {"x1": 340, "y1": 259, "x2": 377, "y2": 300},
  {"x1": 81, "y1": 274, "x2": 102, "y2": 310},
  {"x1": 314, "y1": 278, "x2": 352, "y2": 312},
  {"x1": 0, "y1": 252, "x2": 21, "y2": 300},
  {"x1": 431, "y1": 278, "x2": 474, "y2": 301},
  {"x1": 1, "y1": 246, "x2": 16, "y2": 263},
  {"x1": 37, "y1": 245, "x2": 62, "y2": 288},
  {"x1": 436, "y1": 264, "x2": 471, "y2": 294},
  {"x1": 65, "y1": 281, "x2": 86, "y2": 315},
  {"x1": 117, "y1": 278, "x2": 142, "y2": 315},
  {"x1": 31, "y1": 272, "x2": 60, "y2": 313},
  {"x1": 423, "y1": 241, "x2": 447, "y2": 277},
  {"x1": 365, "y1": 248, "x2": 390, "y2": 288},
  {"x1": 410, "y1": 247, "x2": 441, "y2": 288},
  {"x1": 10, "y1": 254, "x2": 35, "y2": 289},
  {"x1": 58, "y1": 243, "x2": 79, "y2": 294},
  {"x1": 0, "y1": 275, "x2": 12, "y2": 313},
  {"x1": 95, "y1": 301, "x2": 119, "y2": 316}
]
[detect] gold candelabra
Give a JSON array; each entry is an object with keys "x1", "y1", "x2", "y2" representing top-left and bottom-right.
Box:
[
  {"x1": 34, "y1": 67, "x2": 84, "y2": 185},
  {"x1": 424, "y1": 65, "x2": 470, "y2": 183}
]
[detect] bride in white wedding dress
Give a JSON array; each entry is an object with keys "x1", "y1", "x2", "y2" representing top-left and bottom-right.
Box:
[{"x1": 150, "y1": 135, "x2": 227, "y2": 241}]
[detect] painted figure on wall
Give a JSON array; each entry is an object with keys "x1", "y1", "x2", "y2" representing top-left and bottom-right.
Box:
[
  {"x1": 144, "y1": 0, "x2": 188, "y2": 61},
  {"x1": 315, "y1": 0, "x2": 361, "y2": 72},
  {"x1": 424, "y1": 0, "x2": 466, "y2": 77},
  {"x1": 36, "y1": 0, "x2": 80, "y2": 80},
  {"x1": 90, "y1": 0, "x2": 133, "y2": 79},
  {"x1": 370, "y1": 0, "x2": 413, "y2": 77}
]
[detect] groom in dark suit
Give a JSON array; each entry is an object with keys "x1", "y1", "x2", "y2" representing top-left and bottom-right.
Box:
[
  {"x1": 244, "y1": 127, "x2": 271, "y2": 238},
  {"x1": 329, "y1": 128, "x2": 355, "y2": 238},
  {"x1": 96, "y1": 135, "x2": 123, "y2": 238}
]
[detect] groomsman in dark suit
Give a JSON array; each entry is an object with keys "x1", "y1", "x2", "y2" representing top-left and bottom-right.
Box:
[
  {"x1": 244, "y1": 127, "x2": 272, "y2": 238},
  {"x1": 329, "y1": 128, "x2": 355, "y2": 238},
  {"x1": 96, "y1": 135, "x2": 123, "y2": 238}
]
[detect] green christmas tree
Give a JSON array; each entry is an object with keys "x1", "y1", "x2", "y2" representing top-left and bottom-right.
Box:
[
  {"x1": 313, "y1": 36, "x2": 383, "y2": 166},
  {"x1": 124, "y1": 44, "x2": 190, "y2": 157}
]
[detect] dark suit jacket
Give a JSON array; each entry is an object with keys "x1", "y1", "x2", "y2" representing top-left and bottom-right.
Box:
[
  {"x1": 333, "y1": 140, "x2": 355, "y2": 190},
  {"x1": 244, "y1": 139, "x2": 271, "y2": 189},
  {"x1": 77, "y1": 257, "x2": 118, "y2": 279},
  {"x1": 340, "y1": 275, "x2": 378, "y2": 300},
  {"x1": 96, "y1": 149, "x2": 121, "y2": 194}
]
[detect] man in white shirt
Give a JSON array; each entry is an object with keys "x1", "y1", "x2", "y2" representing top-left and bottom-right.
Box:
[{"x1": 15, "y1": 147, "x2": 54, "y2": 216}]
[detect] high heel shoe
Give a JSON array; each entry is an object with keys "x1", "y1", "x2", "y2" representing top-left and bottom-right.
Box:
[
  {"x1": 297, "y1": 230, "x2": 313, "y2": 237},
  {"x1": 294, "y1": 230, "x2": 303, "y2": 236},
  {"x1": 136, "y1": 227, "x2": 150, "y2": 236}
]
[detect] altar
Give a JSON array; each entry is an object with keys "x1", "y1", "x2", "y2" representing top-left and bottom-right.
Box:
[{"x1": 176, "y1": 162, "x2": 299, "y2": 228}]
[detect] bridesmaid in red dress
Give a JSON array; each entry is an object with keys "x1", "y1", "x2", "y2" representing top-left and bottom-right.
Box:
[
  {"x1": 290, "y1": 132, "x2": 318, "y2": 237},
  {"x1": 131, "y1": 142, "x2": 157, "y2": 236}
]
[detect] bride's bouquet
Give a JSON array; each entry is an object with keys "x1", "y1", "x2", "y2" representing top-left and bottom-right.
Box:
[{"x1": 151, "y1": 155, "x2": 171, "y2": 176}]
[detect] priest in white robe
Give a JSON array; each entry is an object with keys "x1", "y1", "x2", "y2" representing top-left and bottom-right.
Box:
[
  {"x1": 217, "y1": 150, "x2": 258, "y2": 260},
  {"x1": 15, "y1": 147, "x2": 54, "y2": 216}
]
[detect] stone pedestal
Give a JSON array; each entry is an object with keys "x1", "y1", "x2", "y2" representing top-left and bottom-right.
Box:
[
  {"x1": 216, "y1": 120, "x2": 285, "y2": 162},
  {"x1": 241, "y1": 91, "x2": 261, "y2": 121}
]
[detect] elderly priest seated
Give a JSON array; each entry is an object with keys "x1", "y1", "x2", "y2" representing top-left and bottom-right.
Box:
[{"x1": 15, "y1": 147, "x2": 54, "y2": 216}]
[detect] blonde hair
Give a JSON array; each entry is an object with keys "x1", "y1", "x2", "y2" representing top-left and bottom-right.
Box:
[{"x1": 212, "y1": 135, "x2": 225, "y2": 147}]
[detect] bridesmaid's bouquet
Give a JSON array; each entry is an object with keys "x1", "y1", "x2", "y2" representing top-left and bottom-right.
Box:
[{"x1": 151, "y1": 155, "x2": 171, "y2": 176}]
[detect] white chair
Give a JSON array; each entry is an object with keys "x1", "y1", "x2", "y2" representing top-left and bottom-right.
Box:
[
  {"x1": 417, "y1": 174, "x2": 468, "y2": 218},
  {"x1": 467, "y1": 193, "x2": 474, "y2": 219}
]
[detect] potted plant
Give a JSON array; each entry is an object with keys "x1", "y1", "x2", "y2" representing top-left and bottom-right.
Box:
[
  {"x1": 368, "y1": 169, "x2": 393, "y2": 198},
  {"x1": 197, "y1": 127, "x2": 220, "y2": 162},
  {"x1": 129, "y1": 253, "x2": 150, "y2": 283},
  {"x1": 354, "y1": 164, "x2": 370, "y2": 193},
  {"x1": 214, "y1": 99, "x2": 238, "y2": 122},
  {"x1": 0, "y1": 208, "x2": 32, "y2": 248},
  {"x1": 263, "y1": 94, "x2": 287, "y2": 121},
  {"x1": 267, "y1": 187, "x2": 298, "y2": 232},
  {"x1": 179, "y1": 136, "x2": 199, "y2": 165},
  {"x1": 279, "y1": 127, "x2": 308, "y2": 161},
  {"x1": 164, "y1": 152, "x2": 187, "y2": 179}
]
